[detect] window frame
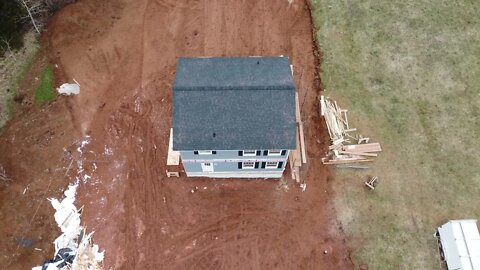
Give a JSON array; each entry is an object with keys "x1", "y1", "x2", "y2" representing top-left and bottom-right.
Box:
[
  {"x1": 267, "y1": 150, "x2": 282, "y2": 156},
  {"x1": 197, "y1": 150, "x2": 213, "y2": 155},
  {"x1": 242, "y1": 161, "x2": 255, "y2": 169},
  {"x1": 242, "y1": 150, "x2": 257, "y2": 156},
  {"x1": 265, "y1": 161, "x2": 279, "y2": 169}
]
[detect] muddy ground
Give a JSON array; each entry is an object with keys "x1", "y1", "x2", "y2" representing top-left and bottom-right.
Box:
[{"x1": 0, "y1": 0, "x2": 353, "y2": 269}]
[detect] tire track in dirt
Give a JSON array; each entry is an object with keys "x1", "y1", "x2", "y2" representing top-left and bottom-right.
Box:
[{"x1": 111, "y1": 97, "x2": 155, "y2": 267}]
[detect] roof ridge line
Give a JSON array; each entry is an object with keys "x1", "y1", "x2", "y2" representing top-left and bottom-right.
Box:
[{"x1": 175, "y1": 86, "x2": 295, "y2": 91}]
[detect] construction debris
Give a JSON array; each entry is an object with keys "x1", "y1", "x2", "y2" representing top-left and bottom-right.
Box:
[
  {"x1": 365, "y1": 176, "x2": 378, "y2": 190},
  {"x1": 32, "y1": 184, "x2": 104, "y2": 270},
  {"x1": 320, "y1": 96, "x2": 382, "y2": 165},
  {"x1": 0, "y1": 165, "x2": 10, "y2": 186}
]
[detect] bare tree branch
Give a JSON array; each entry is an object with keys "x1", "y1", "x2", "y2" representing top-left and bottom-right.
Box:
[
  {"x1": 1, "y1": 38, "x2": 17, "y2": 61},
  {"x1": 17, "y1": 0, "x2": 41, "y2": 34}
]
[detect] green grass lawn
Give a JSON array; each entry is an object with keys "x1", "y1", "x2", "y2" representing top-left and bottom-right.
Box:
[
  {"x1": 35, "y1": 64, "x2": 55, "y2": 103},
  {"x1": 311, "y1": 1, "x2": 480, "y2": 269}
]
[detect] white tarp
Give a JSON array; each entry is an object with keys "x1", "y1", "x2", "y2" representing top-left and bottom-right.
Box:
[
  {"x1": 57, "y1": 80, "x2": 80, "y2": 95},
  {"x1": 438, "y1": 219, "x2": 480, "y2": 270}
]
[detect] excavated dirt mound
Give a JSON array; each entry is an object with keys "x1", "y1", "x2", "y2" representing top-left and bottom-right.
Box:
[{"x1": 0, "y1": 0, "x2": 353, "y2": 269}]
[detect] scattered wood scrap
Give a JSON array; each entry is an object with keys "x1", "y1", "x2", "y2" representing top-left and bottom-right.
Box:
[
  {"x1": 320, "y1": 96, "x2": 382, "y2": 165},
  {"x1": 0, "y1": 165, "x2": 10, "y2": 186},
  {"x1": 365, "y1": 176, "x2": 378, "y2": 190}
]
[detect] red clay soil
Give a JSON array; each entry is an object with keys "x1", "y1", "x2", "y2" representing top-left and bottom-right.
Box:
[{"x1": 0, "y1": 0, "x2": 353, "y2": 269}]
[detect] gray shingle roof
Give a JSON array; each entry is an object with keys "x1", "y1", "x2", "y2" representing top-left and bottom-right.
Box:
[{"x1": 173, "y1": 57, "x2": 296, "y2": 151}]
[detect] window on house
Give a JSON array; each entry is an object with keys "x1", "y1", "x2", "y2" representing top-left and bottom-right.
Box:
[
  {"x1": 265, "y1": 161, "x2": 279, "y2": 169},
  {"x1": 242, "y1": 161, "x2": 255, "y2": 169},
  {"x1": 243, "y1": 150, "x2": 256, "y2": 156},
  {"x1": 197, "y1": 150, "x2": 213, "y2": 155},
  {"x1": 268, "y1": 150, "x2": 282, "y2": 156}
]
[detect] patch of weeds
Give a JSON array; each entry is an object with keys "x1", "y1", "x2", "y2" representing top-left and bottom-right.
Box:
[
  {"x1": 415, "y1": 100, "x2": 435, "y2": 138},
  {"x1": 34, "y1": 64, "x2": 55, "y2": 103},
  {"x1": 0, "y1": 31, "x2": 39, "y2": 129},
  {"x1": 384, "y1": 96, "x2": 408, "y2": 136},
  {"x1": 14, "y1": 49, "x2": 38, "y2": 90}
]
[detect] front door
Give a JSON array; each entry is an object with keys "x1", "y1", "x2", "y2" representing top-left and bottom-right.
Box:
[{"x1": 201, "y1": 162, "x2": 214, "y2": 172}]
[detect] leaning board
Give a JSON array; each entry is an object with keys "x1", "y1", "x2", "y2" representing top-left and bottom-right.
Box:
[{"x1": 167, "y1": 128, "x2": 180, "y2": 166}]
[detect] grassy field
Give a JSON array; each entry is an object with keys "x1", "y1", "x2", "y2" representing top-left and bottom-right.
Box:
[
  {"x1": 311, "y1": 1, "x2": 480, "y2": 269},
  {"x1": 34, "y1": 64, "x2": 55, "y2": 103}
]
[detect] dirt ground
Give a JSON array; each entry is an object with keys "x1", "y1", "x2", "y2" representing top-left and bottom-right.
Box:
[{"x1": 0, "y1": 0, "x2": 353, "y2": 269}]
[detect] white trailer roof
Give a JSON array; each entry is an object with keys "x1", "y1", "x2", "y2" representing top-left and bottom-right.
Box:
[{"x1": 438, "y1": 219, "x2": 480, "y2": 270}]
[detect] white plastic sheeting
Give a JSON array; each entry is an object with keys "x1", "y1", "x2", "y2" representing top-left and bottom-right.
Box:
[
  {"x1": 50, "y1": 185, "x2": 82, "y2": 242},
  {"x1": 32, "y1": 184, "x2": 104, "y2": 270},
  {"x1": 438, "y1": 219, "x2": 480, "y2": 270}
]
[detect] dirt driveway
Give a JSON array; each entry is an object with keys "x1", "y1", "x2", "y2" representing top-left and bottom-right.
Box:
[{"x1": 0, "y1": 0, "x2": 352, "y2": 269}]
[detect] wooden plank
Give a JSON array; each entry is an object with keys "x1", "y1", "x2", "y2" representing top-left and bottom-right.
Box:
[
  {"x1": 343, "y1": 143, "x2": 382, "y2": 152},
  {"x1": 320, "y1": 95, "x2": 325, "y2": 116},
  {"x1": 335, "y1": 164, "x2": 370, "y2": 169},
  {"x1": 334, "y1": 100, "x2": 339, "y2": 111},
  {"x1": 329, "y1": 144, "x2": 342, "y2": 150},
  {"x1": 294, "y1": 168, "x2": 301, "y2": 184},
  {"x1": 299, "y1": 123, "x2": 307, "y2": 164},
  {"x1": 345, "y1": 147, "x2": 382, "y2": 153},
  {"x1": 294, "y1": 126, "x2": 302, "y2": 167},
  {"x1": 323, "y1": 159, "x2": 373, "y2": 165},
  {"x1": 166, "y1": 171, "x2": 180, "y2": 177},
  {"x1": 343, "y1": 110, "x2": 349, "y2": 129},
  {"x1": 292, "y1": 151, "x2": 302, "y2": 167},
  {"x1": 167, "y1": 128, "x2": 180, "y2": 166},
  {"x1": 344, "y1": 144, "x2": 381, "y2": 150},
  {"x1": 358, "y1": 137, "x2": 370, "y2": 144},
  {"x1": 332, "y1": 138, "x2": 344, "y2": 145},
  {"x1": 347, "y1": 142, "x2": 381, "y2": 148},
  {"x1": 288, "y1": 154, "x2": 296, "y2": 181},
  {"x1": 339, "y1": 151, "x2": 378, "y2": 157},
  {"x1": 295, "y1": 92, "x2": 301, "y2": 123}
]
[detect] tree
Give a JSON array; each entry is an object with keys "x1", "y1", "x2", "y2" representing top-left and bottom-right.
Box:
[
  {"x1": 0, "y1": 0, "x2": 25, "y2": 55},
  {"x1": 17, "y1": 0, "x2": 47, "y2": 34}
]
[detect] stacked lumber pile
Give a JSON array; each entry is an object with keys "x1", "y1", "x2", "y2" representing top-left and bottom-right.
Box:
[
  {"x1": 290, "y1": 92, "x2": 307, "y2": 187},
  {"x1": 320, "y1": 96, "x2": 382, "y2": 165},
  {"x1": 288, "y1": 65, "x2": 307, "y2": 190}
]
